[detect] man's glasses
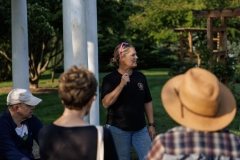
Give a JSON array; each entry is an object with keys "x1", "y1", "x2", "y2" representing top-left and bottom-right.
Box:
[{"x1": 118, "y1": 42, "x2": 129, "y2": 56}]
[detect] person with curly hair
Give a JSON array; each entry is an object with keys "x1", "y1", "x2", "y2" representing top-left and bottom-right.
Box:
[{"x1": 38, "y1": 66, "x2": 118, "y2": 160}]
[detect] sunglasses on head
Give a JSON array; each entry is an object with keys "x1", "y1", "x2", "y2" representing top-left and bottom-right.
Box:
[{"x1": 118, "y1": 42, "x2": 129, "y2": 56}]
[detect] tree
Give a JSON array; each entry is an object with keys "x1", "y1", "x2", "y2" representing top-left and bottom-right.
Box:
[
  {"x1": 0, "y1": 0, "x2": 12, "y2": 81},
  {"x1": 27, "y1": 1, "x2": 63, "y2": 88},
  {"x1": 97, "y1": 0, "x2": 142, "y2": 71},
  {"x1": 0, "y1": 0, "x2": 63, "y2": 88}
]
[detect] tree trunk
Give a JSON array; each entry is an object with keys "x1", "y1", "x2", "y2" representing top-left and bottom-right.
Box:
[
  {"x1": 30, "y1": 78, "x2": 39, "y2": 89},
  {"x1": 51, "y1": 71, "x2": 55, "y2": 83}
]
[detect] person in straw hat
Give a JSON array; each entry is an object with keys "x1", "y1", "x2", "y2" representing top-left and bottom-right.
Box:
[{"x1": 147, "y1": 68, "x2": 240, "y2": 160}]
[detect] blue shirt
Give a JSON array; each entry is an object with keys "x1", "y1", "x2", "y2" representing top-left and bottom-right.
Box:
[{"x1": 0, "y1": 110, "x2": 43, "y2": 160}]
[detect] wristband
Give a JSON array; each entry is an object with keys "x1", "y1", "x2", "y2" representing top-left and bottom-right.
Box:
[{"x1": 149, "y1": 123, "x2": 156, "y2": 127}]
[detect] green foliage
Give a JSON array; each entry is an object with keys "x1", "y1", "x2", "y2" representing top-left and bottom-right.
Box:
[
  {"x1": 127, "y1": 0, "x2": 206, "y2": 44},
  {"x1": 0, "y1": 0, "x2": 63, "y2": 87},
  {"x1": 168, "y1": 61, "x2": 195, "y2": 76},
  {"x1": 196, "y1": 45, "x2": 237, "y2": 81},
  {"x1": 2, "y1": 0, "x2": 240, "y2": 81},
  {"x1": 228, "y1": 82, "x2": 240, "y2": 109},
  {"x1": 97, "y1": 0, "x2": 142, "y2": 70},
  {"x1": 0, "y1": 1, "x2": 12, "y2": 80},
  {"x1": 0, "y1": 54, "x2": 11, "y2": 81},
  {"x1": 169, "y1": 43, "x2": 238, "y2": 82},
  {"x1": 227, "y1": 40, "x2": 240, "y2": 62},
  {"x1": 137, "y1": 45, "x2": 177, "y2": 69},
  {"x1": 234, "y1": 69, "x2": 240, "y2": 83}
]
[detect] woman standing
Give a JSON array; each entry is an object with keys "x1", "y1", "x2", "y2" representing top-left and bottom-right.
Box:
[
  {"x1": 101, "y1": 42, "x2": 156, "y2": 160},
  {"x1": 38, "y1": 66, "x2": 118, "y2": 160}
]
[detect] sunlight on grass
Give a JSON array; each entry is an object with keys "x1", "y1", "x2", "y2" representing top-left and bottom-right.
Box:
[
  {"x1": 140, "y1": 68, "x2": 170, "y2": 76},
  {"x1": 0, "y1": 81, "x2": 12, "y2": 88}
]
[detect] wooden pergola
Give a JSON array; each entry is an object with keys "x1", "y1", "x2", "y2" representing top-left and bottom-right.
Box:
[
  {"x1": 175, "y1": 8, "x2": 240, "y2": 66},
  {"x1": 174, "y1": 28, "x2": 206, "y2": 64}
]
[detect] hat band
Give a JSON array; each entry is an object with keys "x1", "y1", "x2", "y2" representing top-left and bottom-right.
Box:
[{"x1": 181, "y1": 103, "x2": 219, "y2": 118}]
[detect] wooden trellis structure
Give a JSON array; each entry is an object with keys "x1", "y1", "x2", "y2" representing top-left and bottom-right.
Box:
[
  {"x1": 175, "y1": 8, "x2": 240, "y2": 65},
  {"x1": 174, "y1": 28, "x2": 206, "y2": 64}
]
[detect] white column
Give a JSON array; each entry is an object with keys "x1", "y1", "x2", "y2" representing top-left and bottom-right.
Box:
[
  {"x1": 62, "y1": 0, "x2": 88, "y2": 71},
  {"x1": 11, "y1": 0, "x2": 29, "y2": 90},
  {"x1": 86, "y1": 0, "x2": 100, "y2": 125},
  {"x1": 62, "y1": 0, "x2": 89, "y2": 123}
]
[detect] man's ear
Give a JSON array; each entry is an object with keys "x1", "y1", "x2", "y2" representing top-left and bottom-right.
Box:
[{"x1": 13, "y1": 104, "x2": 20, "y2": 111}]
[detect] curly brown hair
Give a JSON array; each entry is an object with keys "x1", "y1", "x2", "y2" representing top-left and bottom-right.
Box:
[{"x1": 58, "y1": 66, "x2": 98, "y2": 110}]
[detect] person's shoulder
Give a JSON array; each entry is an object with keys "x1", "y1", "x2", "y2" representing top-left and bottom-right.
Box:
[
  {"x1": 0, "y1": 115, "x2": 9, "y2": 127},
  {"x1": 0, "y1": 112, "x2": 5, "y2": 120},
  {"x1": 103, "y1": 70, "x2": 119, "y2": 79},
  {"x1": 133, "y1": 70, "x2": 146, "y2": 77},
  {"x1": 0, "y1": 110, "x2": 9, "y2": 118},
  {"x1": 27, "y1": 115, "x2": 43, "y2": 127},
  {"x1": 39, "y1": 123, "x2": 55, "y2": 133},
  {"x1": 105, "y1": 70, "x2": 118, "y2": 76},
  {"x1": 0, "y1": 110, "x2": 11, "y2": 124},
  {"x1": 42, "y1": 123, "x2": 54, "y2": 128},
  {"x1": 133, "y1": 70, "x2": 144, "y2": 75},
  {"x1": 38, "y1": 123, "x2": 55, "y2": 138},
  {"x1": 29, "y1": 114, "x2": 42, "y2": 122}
]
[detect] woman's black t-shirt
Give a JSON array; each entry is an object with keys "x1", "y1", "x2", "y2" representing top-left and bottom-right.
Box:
[
  {"x1": 101, "y1": 70, "x2": 152, "y2": 131},
  {"x1": 38, "y1": 124, "x2": 118, "y2": 160}
]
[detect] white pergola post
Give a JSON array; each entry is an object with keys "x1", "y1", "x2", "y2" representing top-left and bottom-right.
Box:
[
  {"x1": 11, "y1": 0, "x2": 29, "y2": 90},
  {"x1": 86, "y1": 0, "x2": 100, "y2": 125},
  {"x1": 62, "y1": 0, "x2": 89, "y2": 122},
  {"x1": 62, "y1": 0, "x2": 88, "y2": 71}
]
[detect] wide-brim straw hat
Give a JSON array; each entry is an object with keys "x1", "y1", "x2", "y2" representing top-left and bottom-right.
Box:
[{"x1": 161, "y1": 68, "x2": 236, "y2": 132}]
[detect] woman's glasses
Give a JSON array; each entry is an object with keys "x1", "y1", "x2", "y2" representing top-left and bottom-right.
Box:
[{"x1": 118, "y1": 42, "x2": 129, "y2": 56}]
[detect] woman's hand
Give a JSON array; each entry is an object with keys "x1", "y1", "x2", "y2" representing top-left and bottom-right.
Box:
[
  {"x1": 120, "y1": 73, "x2": 130, "y2": 87},
  {"x1": 148, "y1": 126, "x2": 156, "y2": 141}
]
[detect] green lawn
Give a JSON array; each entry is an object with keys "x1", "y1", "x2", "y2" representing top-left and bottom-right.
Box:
[{"x1": 0, "y1": 68, "x2": 239, "y2": 136}]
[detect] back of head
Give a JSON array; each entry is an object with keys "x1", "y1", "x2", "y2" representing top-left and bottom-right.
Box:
[{"x1": 58, "y1": 66, "x2": 98, "y2": 110}]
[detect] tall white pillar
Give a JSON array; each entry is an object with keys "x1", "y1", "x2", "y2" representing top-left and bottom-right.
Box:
[
  {"x1": 62, "y1": 0, "x2": 88, "y2": 71},
  {"x1": 86, "y1": 0, "x2": 100, "y2": 125},
  {"x1": 62, "y1": 0, "x2": 89, "y2": 122},
  {"x1": 11, "y1": 0, "x2": 29, "y2": 90}
]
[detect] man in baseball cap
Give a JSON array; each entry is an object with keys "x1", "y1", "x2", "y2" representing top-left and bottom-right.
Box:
[
  {"x1": 147, "y1": 68, "x2": 240, "y2": 160},
  {"x1": 0, "y1": 88, "x2": 43, "y2": 160}
]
